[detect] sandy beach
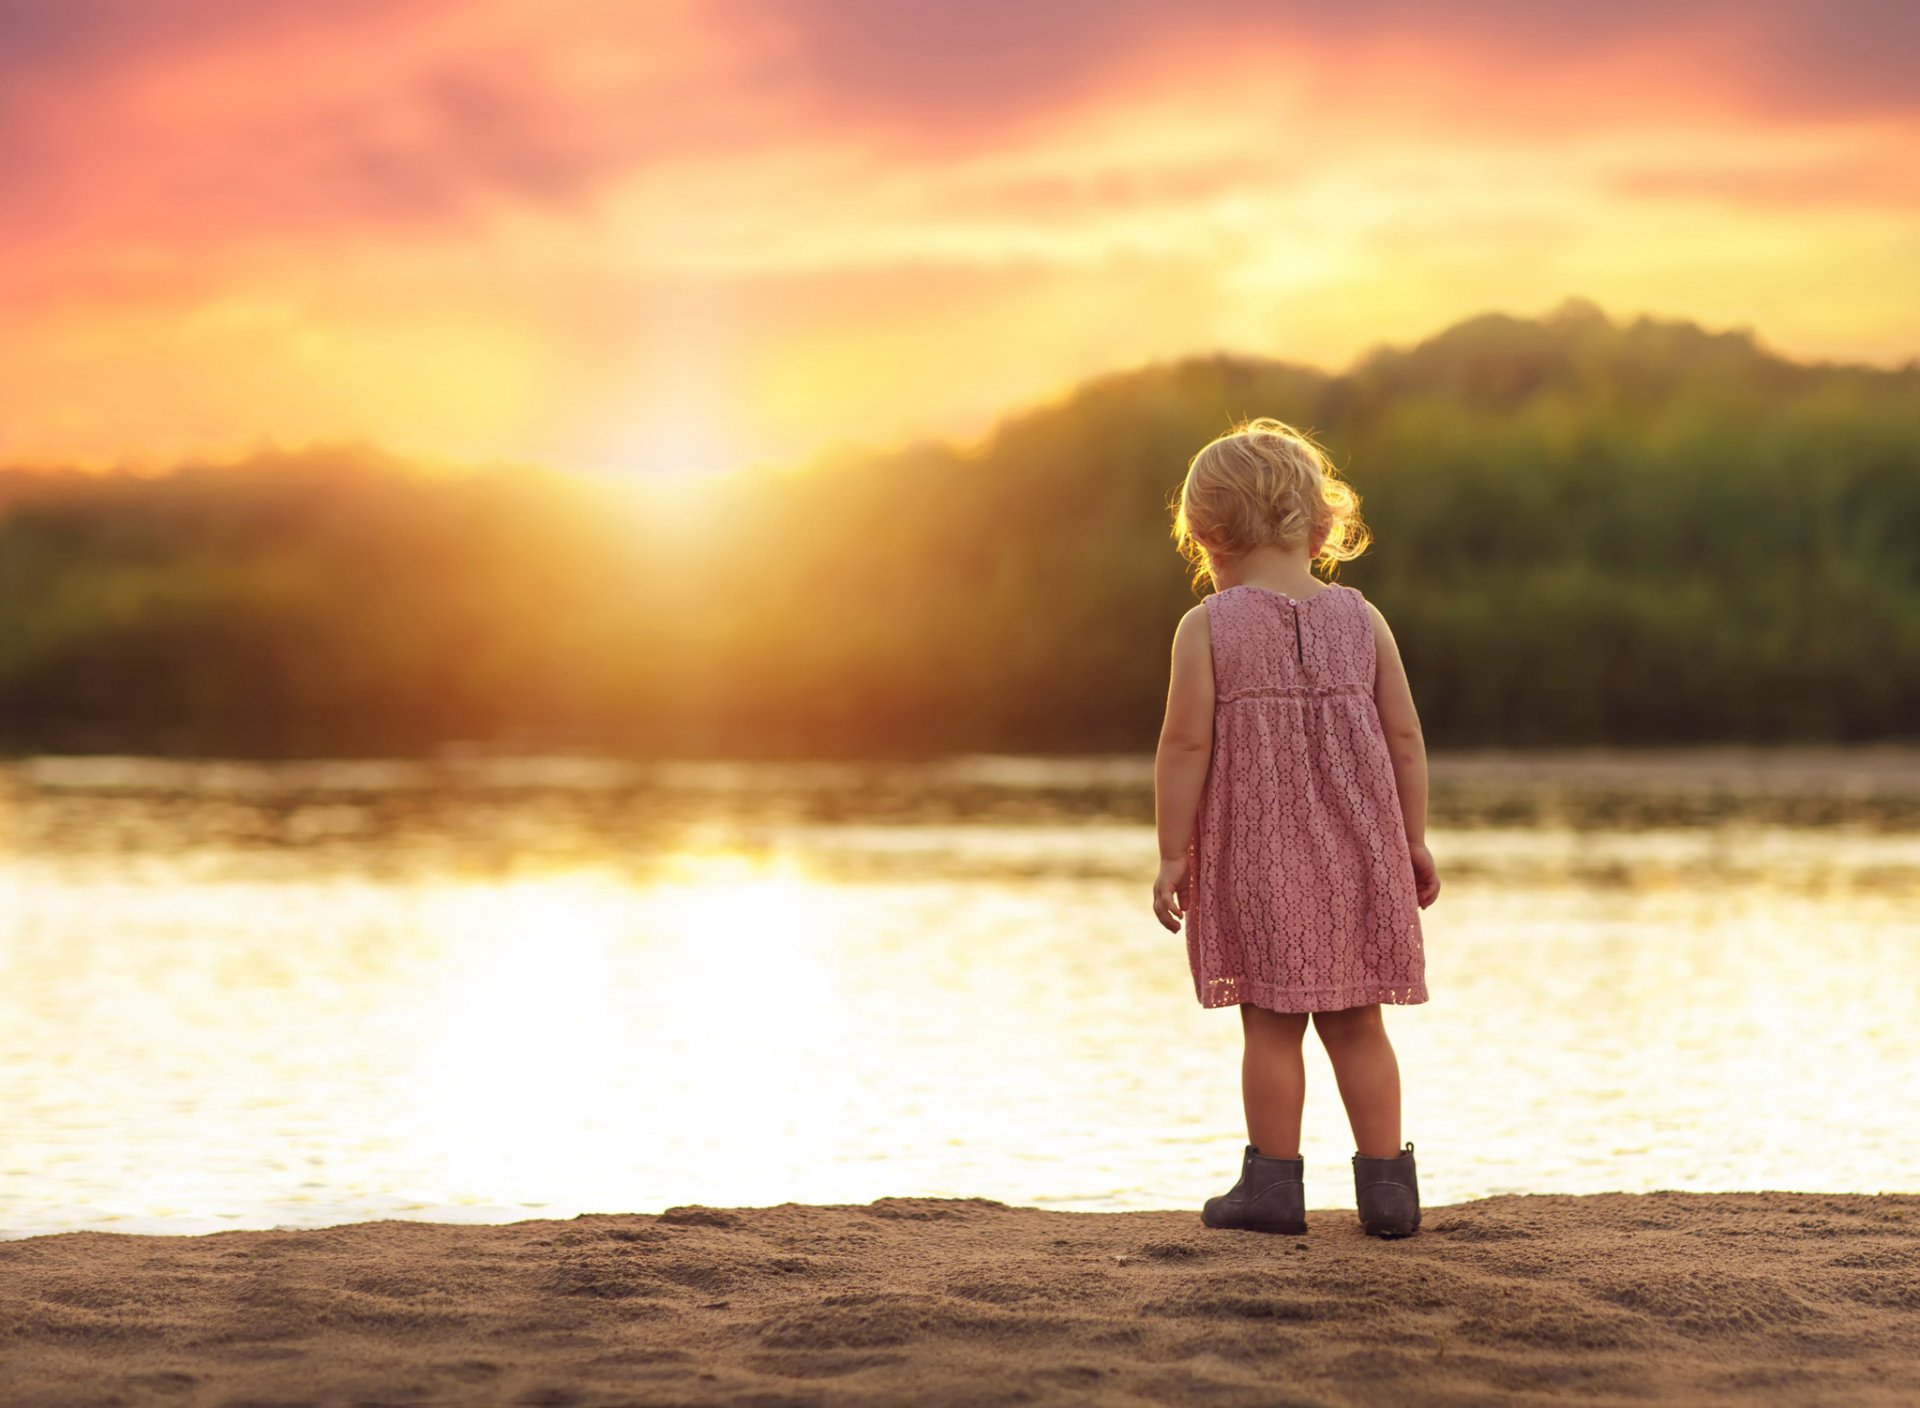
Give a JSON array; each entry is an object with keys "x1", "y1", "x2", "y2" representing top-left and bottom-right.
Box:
[{"x1": 4, "y1": 1191, "x2": 1917, "y2": 1407}]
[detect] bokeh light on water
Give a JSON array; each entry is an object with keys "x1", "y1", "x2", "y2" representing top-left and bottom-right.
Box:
[{"x1": 2, "y1": 750, "x2": 1917, "y2": 1238}]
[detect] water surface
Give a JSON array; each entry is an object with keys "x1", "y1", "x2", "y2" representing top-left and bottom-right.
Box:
[{"x1": 3, "y1": 748, "x2": 1917, "y2": 1238}]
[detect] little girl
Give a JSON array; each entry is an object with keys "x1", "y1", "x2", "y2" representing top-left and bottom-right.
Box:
[{"x1": 1152, "y1": 417, "x2": 1440, "y2": 1239}]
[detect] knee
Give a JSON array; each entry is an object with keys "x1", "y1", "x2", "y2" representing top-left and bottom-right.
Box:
[{"x1": 1312, "y1": 1005, "x2": 1384, "y2": 1046}]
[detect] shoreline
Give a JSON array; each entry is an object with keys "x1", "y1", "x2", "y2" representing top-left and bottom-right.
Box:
[{"x1": 5, "y1": 1191, "x2": 1916, "y2": 1406}]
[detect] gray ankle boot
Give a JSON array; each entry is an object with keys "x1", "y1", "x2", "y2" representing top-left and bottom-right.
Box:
[
  {"x1": 1352, "y1": 1140, "x2": 1420, "y2": 1237},
  {"x1": 1201, "y1": 1145, "x2": 1306, "y2": 1234}
]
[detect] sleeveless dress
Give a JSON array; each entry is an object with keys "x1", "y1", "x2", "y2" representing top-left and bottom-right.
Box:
[{"x1": 1184, "y1": 582, "x2": 1428, "y2": 1013}]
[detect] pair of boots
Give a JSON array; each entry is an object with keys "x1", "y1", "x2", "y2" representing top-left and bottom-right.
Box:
[{"x1": 1200, "y1": 1141, "x2": 1420, "y2": 1237}]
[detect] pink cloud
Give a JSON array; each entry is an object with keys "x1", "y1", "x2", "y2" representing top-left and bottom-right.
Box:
[
  {"x1": 1, "y1": 0, "x2": 788, "y2": 251},
  {"x1": 5, "y1": 0, "x2": 1916, "y2": 260},
  {"x1": 712, "y1": 0, "x2": 1920, "y2": 144}
]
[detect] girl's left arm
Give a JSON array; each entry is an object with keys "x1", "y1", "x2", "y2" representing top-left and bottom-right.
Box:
[{"x1": 1152, "y1": 604, "x2": 1214, "y2": 931}]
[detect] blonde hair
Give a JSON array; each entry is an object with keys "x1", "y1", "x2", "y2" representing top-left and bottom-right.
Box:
[{"x1": 1170, "y1": 416, "x2": 1371, "y2": 591}]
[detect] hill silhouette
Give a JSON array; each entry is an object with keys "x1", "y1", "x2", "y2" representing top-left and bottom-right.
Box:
[{"x1": 3, "y1": 299, "x2": 1916, "y2": 757}]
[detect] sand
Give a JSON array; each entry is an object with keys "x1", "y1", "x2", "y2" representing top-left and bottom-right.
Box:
[{"x1": 3, "y1": 1192, "x2": 1917, "y2": 1407}]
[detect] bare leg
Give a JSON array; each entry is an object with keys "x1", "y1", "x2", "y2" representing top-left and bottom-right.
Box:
[
  {"x1": 1311, "y1": 1004, "x2": 1403, "y2": 1157},
  {"x1": 1239, "y1": 1004, "x2": 1310, "y2": 1158}
]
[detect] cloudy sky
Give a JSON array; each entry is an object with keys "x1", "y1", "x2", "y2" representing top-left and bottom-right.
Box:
[{"x1": 4, "y1": 0, "x2": 1916, "y2": 476}]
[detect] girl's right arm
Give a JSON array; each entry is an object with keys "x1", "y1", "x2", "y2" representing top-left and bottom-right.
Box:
[
  {"x1": 1367, "y1": 602, "x2": 1440, "y2": 908},
  {"x1": 1152, "y1": 604, "x2": 1214, "y2": 932}
]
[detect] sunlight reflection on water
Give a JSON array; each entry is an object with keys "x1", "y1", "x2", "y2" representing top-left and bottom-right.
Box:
[{"x1": 2, "y1": 750, "x2": 1917, "y2": 1237}]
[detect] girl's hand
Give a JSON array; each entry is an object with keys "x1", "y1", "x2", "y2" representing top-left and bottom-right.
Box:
[
  {"x1": 1408, "y1": 840, "x2": 1441, "y2": 908},
  {"x1": 1153, "y1": 855, "x2": 1191, "y2": 932}
]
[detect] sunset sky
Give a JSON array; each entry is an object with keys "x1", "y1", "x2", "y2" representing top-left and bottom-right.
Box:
[{"x1": 4, "y1": 0, "x2": 1917, "y2": 478}]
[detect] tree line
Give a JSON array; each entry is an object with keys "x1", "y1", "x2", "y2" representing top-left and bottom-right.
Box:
[{"x1": 3, "y1": 298, "x2": 1917, "y2": 758}]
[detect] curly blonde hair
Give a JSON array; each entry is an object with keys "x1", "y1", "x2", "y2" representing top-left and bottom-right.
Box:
[{"x1": 1170, "y1": 416, "x2": 1371, "y2": 591}]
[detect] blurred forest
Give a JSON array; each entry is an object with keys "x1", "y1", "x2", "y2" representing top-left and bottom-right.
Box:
[{"x1": 3, "y1": 298, "x2": 1917, "y2": 758}]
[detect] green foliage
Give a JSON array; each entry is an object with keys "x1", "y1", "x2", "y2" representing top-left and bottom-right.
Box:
[{"x1": 2, "y1": 302, "x2": 1916, "y2": 757}]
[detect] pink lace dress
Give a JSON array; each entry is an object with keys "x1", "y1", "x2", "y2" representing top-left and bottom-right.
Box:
[{"x1": 1184, "y1": 582, "x2": 1428, "y2": 1013}]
